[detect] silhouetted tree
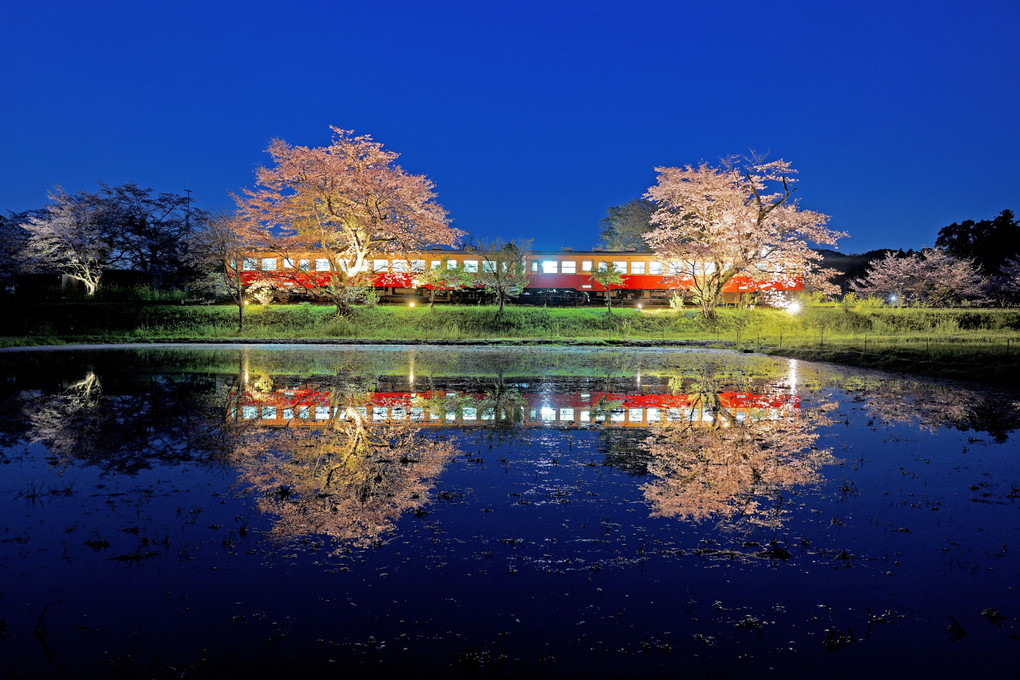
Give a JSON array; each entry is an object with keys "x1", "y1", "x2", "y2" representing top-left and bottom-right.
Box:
[{"x1": 936, "y1": 209, "x2": 1019, "y2": 276}]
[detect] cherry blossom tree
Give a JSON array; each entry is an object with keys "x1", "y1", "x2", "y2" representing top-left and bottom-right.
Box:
[
  {"x1": 850, "y1": 249, "x2": 984, "y2": 306},
  {"x1": 22, "y1": 188, "x2": 112, "y2": 296},
  {"x1": 644, "y1": 157, "x2": 845, "y2": 318},
  {"x1": 990, "y1": 256, "x2": 1020, "y2": 305},
  {"x1": 235, "y1": 127, "x2": 463, "y2": 316}
]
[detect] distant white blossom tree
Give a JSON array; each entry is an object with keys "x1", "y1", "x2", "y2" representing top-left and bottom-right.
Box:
[
  {"x1": 850, "y1": 249, "x2": 984, "y2": 306},
  {"x1": 22, "y1": 189, "x2": 112, "y2": 295}
]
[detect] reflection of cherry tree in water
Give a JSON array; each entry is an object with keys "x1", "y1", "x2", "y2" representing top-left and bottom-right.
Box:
[
  {"x1": 842, "y1": 376, "x2": 1020, "y2": 443},
  {"x1": 232, "y1": 391, "x2": 458, "y2": 551},
  {"x1": 25, "y1": 370, "x2": 226, "y2": 473},
  {"x1": 641, "y1": 374, "x2": 836, "y2": 529}
]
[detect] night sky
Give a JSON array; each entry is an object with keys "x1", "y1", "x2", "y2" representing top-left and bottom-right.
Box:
[{"x1": 3, "y1": 0, "x2": 1018, "y2": 252}]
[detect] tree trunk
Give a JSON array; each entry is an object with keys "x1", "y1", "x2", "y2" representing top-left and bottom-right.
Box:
[
  {"x1": 606, "y1": 291, "x2": 613, "y2": 315},
  {"x1": 237, "y1": 299, "x2": 245, "y2": 332}
]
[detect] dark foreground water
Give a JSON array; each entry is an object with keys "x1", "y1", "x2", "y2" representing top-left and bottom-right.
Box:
[{"x1": 0, "y1": 345, "x2": 1018, "y2": 679}]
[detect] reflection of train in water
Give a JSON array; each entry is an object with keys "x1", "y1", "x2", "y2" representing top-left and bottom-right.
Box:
[
  {"x1": 238, "y1": 248, "x2": 803, "y2": 305},
  {"x1": 229, "y1": 377, "x2": 800, "y2": 429}
]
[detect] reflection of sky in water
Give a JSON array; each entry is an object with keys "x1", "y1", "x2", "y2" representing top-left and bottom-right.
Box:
[{"x1": 0, "y1": 346, "x2": 1018, "y2": 678}]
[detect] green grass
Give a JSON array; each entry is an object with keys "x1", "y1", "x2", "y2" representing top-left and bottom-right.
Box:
[{"x1": 2, "y1": 302, "x2": 1019, "y2": 383}]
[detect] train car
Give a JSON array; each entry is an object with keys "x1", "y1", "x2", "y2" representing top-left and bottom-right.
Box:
[{"x1": 237, "y1": 247, "x2": 802, "y2": 306}]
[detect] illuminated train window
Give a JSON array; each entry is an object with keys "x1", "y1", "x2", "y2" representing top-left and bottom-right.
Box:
[
  {"x1": 315, "y1": 406, "x2": 330, "y2": 420},
  {"x1": 261, "y1": 258, "x2": 277, "y2": 271},
  {"x1": 315, "y1": 258, "x2": 330, "y2": 272},
  {"x1": 561, "y1": 261, "x2": 576, "y2": 274},
  {"x1": 613, "y1": 261, "x2": 627, "y2": 274},
  {"x1": 243, "y1": 406, "x2": 258, "y2": 419},
  {"x1": 542, "y1": 261, "x2": 558, "y2": 274},
  {"x1": 411, "y1": 260, "x2": 426, "y2": 273},
  {"x1": 373, "y1": 259, "x2": 389, "y2": 272},
  {"x1": 299, "y1": 259, "x2": 310, "y2": 271},
  {"x1": 298, "y1": 406, "x2": 310, "y2": 419},
  {"x1": 242, "y1": 258, "x2": 257, "y2": 271},
  {"x1": 261, "y1": 406, "x2": 276, "y2": 419},
  {"x1": 649, "y1": 261, "x2": 663, "y2": 275},
  {"x1": 631, "y1": 262, "x2": 646, "y2": 275},
  {"x1": 582, "y1": 260, "x2": 593, "y2": 272},
  {"x1": 464, "y1": 260, "x2": 478, "y2": 273}
]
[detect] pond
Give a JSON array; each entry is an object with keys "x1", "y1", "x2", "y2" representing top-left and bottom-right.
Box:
[{"x1": 0, "y1": 345, "x2": 1018, "y2": 678}]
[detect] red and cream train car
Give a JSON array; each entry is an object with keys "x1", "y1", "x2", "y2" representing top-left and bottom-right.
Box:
[{"x1": 238, "y1": 247, "x2": 802, "y2": 306}]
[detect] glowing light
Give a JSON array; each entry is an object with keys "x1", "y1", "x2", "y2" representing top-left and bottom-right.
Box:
[
  {"x1": 786, "y1": 301, "x2": 801, "y2": 314},
  {"x1": 409, "y1": 302, "x2": 415, "y2": 308},
  {"x1": 637, "y1": 304, "x2": 643, "y2": 311}
]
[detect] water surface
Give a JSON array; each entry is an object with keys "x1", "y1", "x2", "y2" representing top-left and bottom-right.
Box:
[{"x1": 1, "y1": 345, "x2": 1017, "y2": 678}]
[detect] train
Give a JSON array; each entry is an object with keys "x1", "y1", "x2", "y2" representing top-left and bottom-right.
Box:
[{"x1": 238, "y1": 247, "x2": 803, "y2": 306}]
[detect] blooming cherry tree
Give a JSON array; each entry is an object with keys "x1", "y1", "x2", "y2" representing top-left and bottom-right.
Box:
[
  {"x1": 644, "y1": 157, "x2": 844, "y2": 318},
  {"x1": 236, "y1": 127, "x2": 463, "y2": 315}
]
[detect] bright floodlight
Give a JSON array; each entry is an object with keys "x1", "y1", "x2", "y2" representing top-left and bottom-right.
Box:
[
  {"x1": 409, "y1": 302, "x2": 415, "y2": 308},
  {"x1": 787, "y1": 301, "x2": 801, "y2": 314}
]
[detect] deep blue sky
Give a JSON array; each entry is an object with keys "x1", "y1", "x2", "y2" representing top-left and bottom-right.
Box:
[{"x1": 3, "y1": 0, "x2": 1018, "y2": 253}]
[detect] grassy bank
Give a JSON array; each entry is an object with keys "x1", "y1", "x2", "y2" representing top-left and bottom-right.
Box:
[{"x1": 2, "y1": 302, "x2": 1019, "y2": 383}]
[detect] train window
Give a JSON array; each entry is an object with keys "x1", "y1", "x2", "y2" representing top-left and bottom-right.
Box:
[
  {"x1": 261, "y1": 258, "x2": 276, "y2": 271},
  {"x1": 261, "y1": 406, "x2": 276, "y2": 419},
  {"x1": 561, "y1": 260, "x2": 576, "y2": 274},
  {"x1": 649, "y1": 261, "x2": 663, "y2": 275},
  {"x1": 431, "y1": 260, "x2": 442, "y2": 269},
  {"x1": 482, "y1": 261, "x2": 496, "y2": 273},
  {"x1": 411, "y1": 259, "x2": 426, "y2": 272},
  {"x1": 315, "y1": 258, "x2": 330, "y2": 271},
  {"x1": 542, "y1": 260, "x2": 558, "y2": 274},
  {"x1": 242, "y1": 258, "x2": 257, "y2": 271},
  {"x1": 373, "y1": 259, "x2": 389, "y2": 272},
  {"x1": 613, "y1": 261, "x2": 627, "y2": 273},
  {"x1": 283, "y1": 258, "x2": 295, "y2": 269},
  {"x1": 447, "y1": 259, "x2": 458, "y2": 270},
  {"x1": 298, "y1": 405, "x2": 310, "y2": 419},
  {"x1": 392, "y1": 259, "x2": 409, "y2": 273},
  {"x1": 631, "y1": 261, "x2": 646, "y2": 275},
  {"x1": 283, "y1": 408, "x2": 294, "y2": 420},
  {"x1": 531, "y1": 261, "x2": 539, "y2": 272},
  {"x1": 463, "y1": 259, "x2": 478, "y2": 273},
  {"x1": 299, "y1": 259, "x2": 310, "y2": 271},
  {"x1": 582, "y1": 260, "x2": 593, "y2": 272},
  {"x1": 597, "y1": 261, "x2": 608, "y2": 271},
  {"x1": 647, "y1": 407, "x2": 660, "y2": 422}
]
